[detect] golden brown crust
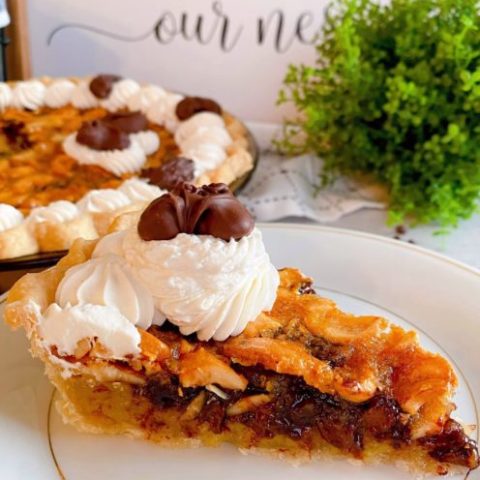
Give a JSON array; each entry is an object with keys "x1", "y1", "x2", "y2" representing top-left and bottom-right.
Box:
[
  {"x1": 32, "y1": 213, "x2": 98, "y2": 251},
  {"x1": 0, "y1": 222, "x2": 38, "y2": 259}
]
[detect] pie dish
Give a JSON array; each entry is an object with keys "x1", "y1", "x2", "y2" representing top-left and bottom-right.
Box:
[
  {"x1": 0, "y1": 75, "x2": 254, "y2": 260},
  {"x1": 3, "y1": 183, "x2": 479, "y2": 476}
]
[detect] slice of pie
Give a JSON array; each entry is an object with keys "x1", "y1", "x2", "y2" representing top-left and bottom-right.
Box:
[{"x1": 4, "y1": 183, "x2": 478, "y2": 476}]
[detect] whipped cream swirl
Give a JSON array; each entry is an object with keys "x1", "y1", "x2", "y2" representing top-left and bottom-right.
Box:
[
  {"x1": 44, "y1": 79, "x2": 76, "y2": 108},
  {"x1": 71, "y1": 80, "x2": 99, "y2": 109},
  {"x1": 146, "y1": 93, "x2": 183, "y2": 132},
  {"x1": 0, "y1": 204, "x2": 24, "y2": 232},
  {"x1": 77, "y1": 189, "x2": 131, "y2": 213},
  {"x1": 12, "y1": 80, "x2": 46, "y2": 110},
  {"x1": 27, "y1": 200, "x2": 79, "y2": 224},
  {"x1": 40, "y1": 303, "x2": 141, "y2": 359},
  {"x1": 118, "y1": 178, "x2": 165, "y2": 203},
  {"x1": 56, "y1": 254, "x2": 155, "y2": 329},
  {"x1": 174, "y1": 112, "x2": 226, "y2": 144},
  {"x1": 0, "y1": 83, "x2": 13, "y2": 111},
  {"x1": 131, "y1": 130, "x2": 160, "y2": 155},
  {"x1": 174, "y1": 113, "x2": 231, "y2": 176},
  {"x1": 63, "y1": 133, "x2": 147, "y2": 176},
  {"x1": 127, "y1": 85, "x2": 166, "y2": 113},
  {"x1": 94, "y1": 227, "x2": 279, "y2": 341},
  {"x1": 100, "y1": 79, "x2": 140, "y2": 112}
]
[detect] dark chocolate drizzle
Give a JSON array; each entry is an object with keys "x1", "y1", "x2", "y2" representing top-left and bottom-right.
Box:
[
  {"x1": 140, "y1": 157, "x2": 195, "y2": 190},
  {"x1": 76, "y1": 120, "x2": 130, "y2": 151},
  {"x1": 175, "y1": 96, "x2": 222, "y2": 121},
  {"x1": 138, "y1": 182, "x2": 254, "y2": 241},
  {"x1": 89, "y1": 74, "x2": 121, "y2": 99}
]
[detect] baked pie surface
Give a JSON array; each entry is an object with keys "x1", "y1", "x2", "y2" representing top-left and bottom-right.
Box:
[
  {"x1": 0, "y1": 105, "x2": 249, "y2": 212},
  {"x1": 0, "y1": 76, "x2": 253, "y2": 259},
  {"x1": 5, "y1": 241, "x2": 479, "y2": 475}
]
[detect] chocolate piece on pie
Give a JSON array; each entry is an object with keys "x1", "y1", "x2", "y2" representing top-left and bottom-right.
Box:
[
  {"x1": 103, "y1": 111, "x2": 148, "y2": 133},
  {"x1": 89, "y1": 74, "x2": 121, "y2": 99},
  {"x1": 176, "y1": 96, "x2": 222, "y2": 120},
  {"x1": 140, "y1": 157, "x2": 195, "y2": 190},
  {"x1": 76, "y1": 119, "x2": 130, "y2": 151},
  {"x1": 138, "y1": 182, "x2": 254, "y2": 241}
]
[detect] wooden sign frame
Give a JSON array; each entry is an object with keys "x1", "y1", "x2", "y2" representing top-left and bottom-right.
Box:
[{"x1": 5, "y1": 0, "x2": 31, "y2": 80}]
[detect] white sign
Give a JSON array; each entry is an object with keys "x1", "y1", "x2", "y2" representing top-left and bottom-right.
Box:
[{"x1": 26, "y1": 0, "x2": 328, "y2": 124}]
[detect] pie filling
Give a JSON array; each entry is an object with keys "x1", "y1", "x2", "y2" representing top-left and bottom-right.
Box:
[
  {"x1": 0, "y1": 107, "x2": 177, "y2": 211},
  {"x1": 50, "y1": 275, "x2": 479, "y2": 475},
  {"x1": 53, "y1": 317, "x2": 478, "y2": 475}
]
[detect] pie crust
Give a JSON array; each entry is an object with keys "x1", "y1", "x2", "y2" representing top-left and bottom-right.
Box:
[
  {"x1": 32, "y1": 213, "x2": 97, "y2": 251},
  {"x1": 4, "y1": 239, "x2": 479, "y2": 475},
  {"x1": 0, "y1": 222, "x2": 38, "y2": 258}
]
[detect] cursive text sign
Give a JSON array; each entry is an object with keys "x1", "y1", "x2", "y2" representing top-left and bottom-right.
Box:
[{"x1": 27, "y1": 0, "x2": 329, "y2": 123}]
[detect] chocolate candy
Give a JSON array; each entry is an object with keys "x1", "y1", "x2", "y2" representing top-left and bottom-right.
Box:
[
  {"x1": 138, "y1": 183, "x2": 254, "y2": 242},
  {"x1": 140, "y1": 157, "x2": 195, "y2": 190},
  {"x1": 76, "y1": 120, "x2": 130, "y2": 151},
  {"x1": 175, "y1": 96, "x2": 222, "y2": 121},
  {"x1": 103, "y1": 111, "x2": 148, "y2": 133},
  {"x1": 89, "y1": 74, "x2": 121, "y2": 99}
]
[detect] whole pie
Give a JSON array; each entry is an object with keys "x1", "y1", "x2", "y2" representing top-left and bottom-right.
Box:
[
  {"x1": 4, "y1": 183, "x2": 479, "y2": 476},
  {"x1": 0, "y1": 75, "x2": 253, "y2": 259}
]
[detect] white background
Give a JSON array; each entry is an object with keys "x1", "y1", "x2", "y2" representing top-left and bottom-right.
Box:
[{"x1": 26, "y1": 0, "x2": 328, "y2": 123}]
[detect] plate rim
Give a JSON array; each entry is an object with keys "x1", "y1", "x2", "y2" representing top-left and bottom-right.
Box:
[{"x1": 258, "y1": 222, "x2": 480, "y2": 278}]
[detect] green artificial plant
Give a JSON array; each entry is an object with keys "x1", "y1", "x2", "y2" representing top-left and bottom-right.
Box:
[{"x1": 278, "y1": 0, "x2": 480, "y2": 227}]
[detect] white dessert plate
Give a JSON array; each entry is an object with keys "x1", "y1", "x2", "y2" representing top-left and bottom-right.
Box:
[{"x1": 0, "y1": 223, "x2": 478, "y2": 480}]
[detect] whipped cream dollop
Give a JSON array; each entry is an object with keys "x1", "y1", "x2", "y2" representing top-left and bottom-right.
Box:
[
  {"x1": 12, "y1": 80, "x2": 46, "y2": 110},
  {"x1": 0, "y1": 204, "x2": 24, "y2": 232},
  {"x1": 131, "y1": 130, "x2": 160, "y2": 155},
  {"x1": 44, "y1": 79, "x2": 76, "y2": 108},
  {"x1": 174, "y1": 112, "x2": 226, "y2": 144},
  {"x1": 40, "y1": 303, "x2": 141, "y2": 359},
  {"x1": 27, "y1": 200, "x2": 79, "y2": 224},
  {"x1": 71, "y1": 80, "x2": 99, "y2": 109},
  {"x1": 118, "y1": 178, "x2": 165, "y2": 203},
  {"x1": 0, "y1": 83, "x2": 13, "y2": 111},
  {"x1": 146, "y1": 93, "x2": 183, "y2": 132},
  {"x1": 100, "y1": 79, "x2": 140, "y2": 112},
  {"x1": 127, "y1": 85, "x2": 166, "y2": 113},
  {"x1": 94, "y1": 227, "x2": 279, "y2": 341},
  {"x1": 63, "y1": 133, "x2": 147, "y2": 176},
  {"x1": 174, "y1": 113, "x2": 231, "y2": 176},
  {"x1": 56, "y1": 254, "x2": 155, "y2": 329},
  {"x1": 177, "y1": 126, "x2": 232, "y2": 152},
  {"x1": 77, "y1": 189, "x2": 131, "y2": 213},
  {"x1": 183, "y1": 143, "x2": 227, "y2": 176}
]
